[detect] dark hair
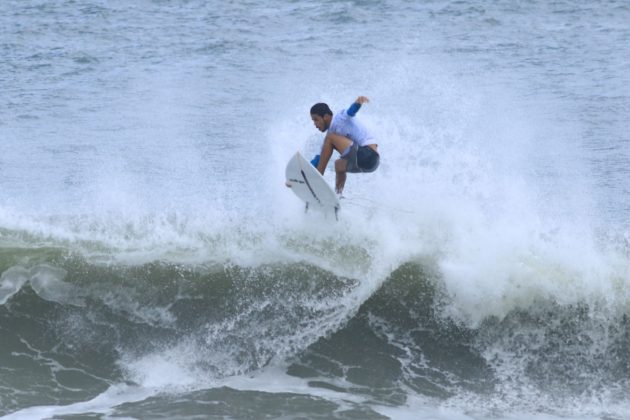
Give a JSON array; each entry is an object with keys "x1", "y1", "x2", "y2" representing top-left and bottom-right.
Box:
[{"x1": 310, "y1": 103, "x2": 332, "y2": 117}]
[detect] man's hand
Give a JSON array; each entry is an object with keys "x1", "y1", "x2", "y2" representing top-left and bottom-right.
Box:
[{"x1": 355, "y1": 96, "x2": 369, "y2": 105}]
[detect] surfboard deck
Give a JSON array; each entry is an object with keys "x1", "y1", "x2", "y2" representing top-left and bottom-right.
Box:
[{"x1": 285, "y1": 152, "x2": 340, "y2": 219}]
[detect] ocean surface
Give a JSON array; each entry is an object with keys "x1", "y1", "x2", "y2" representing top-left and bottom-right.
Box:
[{"x1": 2, "y1": 1, "x2": 630, "y2": 419}]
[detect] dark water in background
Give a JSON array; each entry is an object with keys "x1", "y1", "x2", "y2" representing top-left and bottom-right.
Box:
[{"x1": 2, "y1": 1, "x2": 630, "y2": 419}]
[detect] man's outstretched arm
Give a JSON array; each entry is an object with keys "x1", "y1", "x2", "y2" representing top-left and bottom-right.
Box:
[{"x1": 347, "y1": 96, "x2": 369, "y2": 117}]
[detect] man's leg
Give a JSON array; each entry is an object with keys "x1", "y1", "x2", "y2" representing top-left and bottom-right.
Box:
[
  {"x1": 316, "y1": 133, "x2": 352, "y2": 175},
  {"x1": 335, "y1": 158, "x2": 348, "y2": 194}
]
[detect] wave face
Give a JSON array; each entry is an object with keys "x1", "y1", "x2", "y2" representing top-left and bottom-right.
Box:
[{"x1": 2, "y1": 227, "x2": 630, "y2": 419}]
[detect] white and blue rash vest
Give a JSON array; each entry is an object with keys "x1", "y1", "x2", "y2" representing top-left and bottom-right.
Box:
[{"x1": 328, "y1": 104, "x2": 375, "y2": 147}]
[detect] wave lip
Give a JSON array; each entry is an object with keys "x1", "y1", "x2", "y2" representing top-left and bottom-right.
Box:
[
  {"x1": 0, "y1": 264, "x2": 75, "y2": 306},
  {"x1": 0, "y1": 266, "x2": 29, "y2": 304}
]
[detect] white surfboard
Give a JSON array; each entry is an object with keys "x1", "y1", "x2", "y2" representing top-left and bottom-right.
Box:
[{"x1": 285, "y1": 152, "x2": 340, "y2": 219}]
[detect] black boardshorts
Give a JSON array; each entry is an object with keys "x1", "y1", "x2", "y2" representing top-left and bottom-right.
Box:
[{"x1": 344, "y1": 143, "x2": 380, "y2": 173}]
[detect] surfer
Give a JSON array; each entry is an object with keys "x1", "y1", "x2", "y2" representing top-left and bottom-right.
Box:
[{"x1": 309, "y1": 96, "x2": 380, "y2": 194}]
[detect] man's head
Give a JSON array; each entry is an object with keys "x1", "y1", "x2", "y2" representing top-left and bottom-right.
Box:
[{"x1": 310, "y1": 103, "x2": 333, "y2": 132}]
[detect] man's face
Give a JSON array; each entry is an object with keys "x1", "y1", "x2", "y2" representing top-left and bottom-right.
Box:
[{"x1": 311, "y1": 114, "x2": 330, "y2": 132}]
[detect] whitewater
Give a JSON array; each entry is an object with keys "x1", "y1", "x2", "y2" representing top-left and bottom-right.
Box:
[{"x1": 2, "y1": 1, "x2": 630, "y2": 419}]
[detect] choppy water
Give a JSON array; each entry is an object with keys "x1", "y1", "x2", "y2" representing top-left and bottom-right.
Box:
[{"x1": 2, "y1": 1, "x2": 630, "y2": 419}]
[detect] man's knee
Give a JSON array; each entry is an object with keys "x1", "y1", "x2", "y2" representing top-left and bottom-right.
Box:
[{"x1": 326, "y1": 133, "x2": 352, "y2": 150}]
